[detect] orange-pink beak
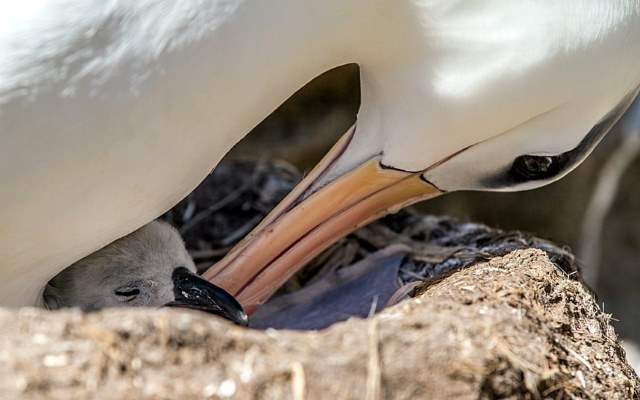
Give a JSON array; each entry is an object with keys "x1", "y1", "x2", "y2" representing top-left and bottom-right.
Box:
[{"x1": 203, "y1": 126, "x2": 442, "y2": 314}]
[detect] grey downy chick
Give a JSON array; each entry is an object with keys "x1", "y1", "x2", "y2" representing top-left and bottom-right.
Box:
[{"x1": 43, "y1": 220, "x2": 247, "y2": 325}]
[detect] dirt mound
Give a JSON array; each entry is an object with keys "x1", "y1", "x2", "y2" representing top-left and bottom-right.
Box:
[{"x1": 0, "y1": 249, "x2": 636, "y2": 399}]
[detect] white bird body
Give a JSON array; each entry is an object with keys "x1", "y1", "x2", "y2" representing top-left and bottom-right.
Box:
[{"x1": 1, "y1": 1, "x2": 639, "y2": 306}]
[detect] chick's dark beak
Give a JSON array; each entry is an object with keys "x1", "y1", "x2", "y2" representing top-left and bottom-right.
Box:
[{"x1": 165, "y1": 267, "x2": 248, "y2": 326}]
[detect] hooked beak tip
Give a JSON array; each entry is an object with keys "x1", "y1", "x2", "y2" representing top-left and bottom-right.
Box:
[{"x1": 167, "y1": 267, "x2": 249, "y2": 326}]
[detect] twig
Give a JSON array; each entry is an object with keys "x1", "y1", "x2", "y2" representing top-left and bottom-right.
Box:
[
  {"x1": 220, "y1": 215, "x2": 262, "y2": 246},
  {"x1": 366, "y1": 299, "x2": 381, "y2": 400},
  {"x1": 190, "y1": 248, "x2": 231, "y2": 260},
  {"x1": 179, "y1": 183, "x2": 250, "y2": 234},
  {"x1": 291, "y1": 362, "x2": 306, "y2": 400},
  {"x1": 554, "y1": 339, "x2": 593, "y2": 371}
]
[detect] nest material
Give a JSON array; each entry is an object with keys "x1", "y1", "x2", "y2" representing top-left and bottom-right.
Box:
[{"x1": 0, "y1": 250, "x2": 636, "y2": 399}]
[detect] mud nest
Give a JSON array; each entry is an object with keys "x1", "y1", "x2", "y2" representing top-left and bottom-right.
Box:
[{"x1": 0, "y1": 250, "x2": 637, "y2": 399}]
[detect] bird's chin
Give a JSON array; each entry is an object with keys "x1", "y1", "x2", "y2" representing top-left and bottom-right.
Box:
[{"x1": 203, "y1": 126, "x2": 442, "y2": 314}]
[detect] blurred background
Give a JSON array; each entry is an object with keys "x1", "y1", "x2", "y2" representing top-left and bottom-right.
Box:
[{"x1": 227, "y1": 65, "x2": 640, "y2": 348}]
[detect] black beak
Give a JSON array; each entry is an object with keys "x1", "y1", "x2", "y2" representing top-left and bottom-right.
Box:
[{"x1": 165, "y1": 267, "x2": 248, "y2": 326}]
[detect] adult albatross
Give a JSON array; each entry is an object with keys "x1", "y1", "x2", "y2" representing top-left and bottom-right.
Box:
[{"x1": 1, "y1": 1, "x2": 639, "y2": 310}]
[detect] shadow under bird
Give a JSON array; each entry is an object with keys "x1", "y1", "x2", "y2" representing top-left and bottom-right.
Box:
[
  {"x1": 43, "y1": 221, "x2": 247, "y2": 326},
  {"x1": 0, "y1": 2, "x2": 639, "y2": 311}
]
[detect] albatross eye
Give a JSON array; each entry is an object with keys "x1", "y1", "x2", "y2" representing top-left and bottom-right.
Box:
[
  {"x1": 114, "y1": 286, "x2": 140, "y2": 301},
  {"x1": 511, "y1": 155, "x2": 558, "y2": 180}
]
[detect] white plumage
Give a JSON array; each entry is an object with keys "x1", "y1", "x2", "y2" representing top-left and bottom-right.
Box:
[{"x1": 1, "y1": 1, "x2": 639, "y2": 306}]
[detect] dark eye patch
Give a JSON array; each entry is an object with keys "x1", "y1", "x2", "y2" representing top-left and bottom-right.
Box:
[
  {"x1": 481, "y1": 86, "x2": 639, "y2": 189},
  {"x1": 114, "y1": 286, "x2": 140, "y2": 300},
  {"x1": 510, "y1": 154, "x2": 566, "y2": 181}
]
